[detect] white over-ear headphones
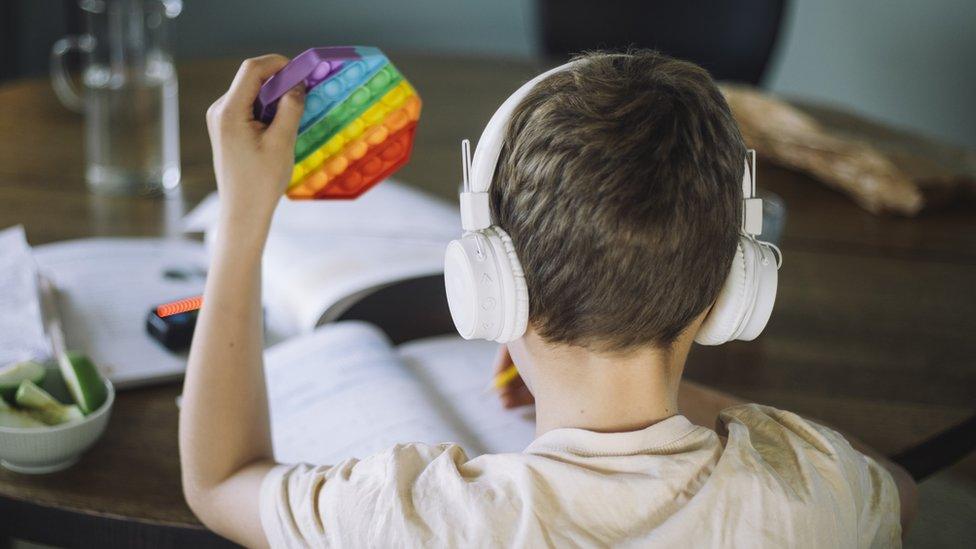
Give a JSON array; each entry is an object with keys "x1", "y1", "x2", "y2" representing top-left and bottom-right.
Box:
[{"x1": 443, "y1": 60, "x2": 782, "y2": 345}]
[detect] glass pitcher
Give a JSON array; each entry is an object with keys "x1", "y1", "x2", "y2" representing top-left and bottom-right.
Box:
[{"x1": 51, "y1": 0, "x2": 182, "y2": 195}]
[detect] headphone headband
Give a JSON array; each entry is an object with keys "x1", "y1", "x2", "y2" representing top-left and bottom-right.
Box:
[
  {"x1": 468, "y1": 61, "x2": 583, "y2": 195},
  {"x1": 460, "y1": 56, "x2": 762, "y2": 237},
  {"x1": 460, "y1": 61, "x2": 583, "y2": 232}
]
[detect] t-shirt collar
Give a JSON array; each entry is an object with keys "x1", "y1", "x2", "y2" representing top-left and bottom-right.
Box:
[{"x1": 525, "y1": 415, "x2": 698, "y2": 457}]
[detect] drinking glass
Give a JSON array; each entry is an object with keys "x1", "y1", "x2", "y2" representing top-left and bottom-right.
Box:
[{"x1": 51, "y1": 0, "x2": 182, "y2": 195}]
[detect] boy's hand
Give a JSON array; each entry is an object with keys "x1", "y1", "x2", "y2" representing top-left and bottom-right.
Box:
[
  {"x1": 206, "y1": 54, "x2": 305, "y2": 234},
  {"x1": 492, "y1": 345, "x2": 534, "y2": 409}
]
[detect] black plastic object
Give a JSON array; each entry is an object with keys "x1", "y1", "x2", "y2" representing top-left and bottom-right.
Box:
[{"x1": 145, "y1": 308, "x2": 198, "y2": 352}]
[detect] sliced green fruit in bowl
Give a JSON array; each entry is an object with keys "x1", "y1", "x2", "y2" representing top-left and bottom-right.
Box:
[
  {"x1": 15, "y1": 380, "x2": 85, "y2": 426},
  {"x1": 0, "y1": 360, "x2": 46, "y2": 400},
  {"x1": 60, "y1": 352, "x2": 108, "y2": 414},
  {"x1": 15, "y1": 379, "x2": 63, "y2": 409},
  {"x1": 0, "y1": 357, "x2": 115, "y2": 474},
  {"x1": 0, "y1": 396, "x2": 47, "y2": 429}
]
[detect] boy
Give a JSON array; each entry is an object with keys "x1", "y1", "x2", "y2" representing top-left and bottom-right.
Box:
[{"x1": 179, "y1": 51, "x2": 915, "y2": 547}]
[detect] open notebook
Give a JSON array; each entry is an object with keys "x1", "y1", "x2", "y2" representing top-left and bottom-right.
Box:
[{"x1": 266, "y1": 321, "x2": 536, "y2": 464}]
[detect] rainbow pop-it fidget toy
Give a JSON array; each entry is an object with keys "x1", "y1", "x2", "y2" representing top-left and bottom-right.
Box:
[{"x1": 255, "y1": 46, "x2": 422, "y2": 199}]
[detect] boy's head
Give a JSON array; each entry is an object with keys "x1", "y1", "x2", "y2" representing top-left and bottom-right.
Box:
[{"x1": 491, "y1": 50, "x2": 746, "y2": 352}]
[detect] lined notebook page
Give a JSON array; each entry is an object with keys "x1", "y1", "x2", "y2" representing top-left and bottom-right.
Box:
[
  {"x1": 265, "y1": 321, "x2": 462, "y2": 465},
  {"x1": 264, "y1": 322, "x2": 538, "y2": 465},
  {"x1": 398, "y1": 336, "x2": 536, "y2": 455}
]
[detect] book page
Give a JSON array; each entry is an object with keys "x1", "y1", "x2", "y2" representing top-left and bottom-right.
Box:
[
  {"x1": 184, "y1": 181, "x2": 460, "y2": 339},
  {"x1": 397, "y1": 336, "x2": 537, "y2": 456},
  {"x1": 184, "y1": 179, "x2": 459, "y2": 241},
  {"x1": 32, "y1": 238, "x2": 208, "y2": 387},
  {"x1": 265, "y1": 179, "x2": 460, "y2": 240},
  {"x1": 261, "y1": 234, "x2": 451, "y2": 337},
  {"x1": 265, "y1": 321, "x2": 464, "y2": 465}
]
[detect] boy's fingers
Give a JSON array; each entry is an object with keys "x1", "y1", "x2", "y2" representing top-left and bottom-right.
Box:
[
  {"x1": 265, "y1": 84, "x2": 305, "y2": 142},
  {"x1": 492, "y1": 343, "x2": 534, "y2": 407},
  {"x1": 491, "y1": 345, "x2": 512, "y2": 375},
  {"x1": 224, "y1": 54, "x2": 290, "y2": 117},
  {"x1": 502, "y1": 383, "x2": 534, "y2": 409}
]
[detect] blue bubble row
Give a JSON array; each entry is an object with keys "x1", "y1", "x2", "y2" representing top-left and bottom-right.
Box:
[{"x1": 299, "y1": 48, "x2": 387, "y2": 133}]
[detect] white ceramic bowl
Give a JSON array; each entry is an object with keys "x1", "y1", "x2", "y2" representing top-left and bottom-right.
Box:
[{"x1": 0, "y1": 365, "x2": 114, "y2": 474}]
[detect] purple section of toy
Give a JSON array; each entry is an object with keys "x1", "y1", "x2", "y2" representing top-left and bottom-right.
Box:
[{"x1": 254, "y1": 46, "x2": 361, "y2": 122}]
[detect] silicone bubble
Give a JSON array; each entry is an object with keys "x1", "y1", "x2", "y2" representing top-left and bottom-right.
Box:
[{"x1": 254, "y1": 46, "x2": 422, "y2": 199}]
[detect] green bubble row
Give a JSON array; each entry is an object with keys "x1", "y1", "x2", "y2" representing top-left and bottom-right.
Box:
[{"x1": 294, "y1": 63, "x2": 404, "y2": 162}]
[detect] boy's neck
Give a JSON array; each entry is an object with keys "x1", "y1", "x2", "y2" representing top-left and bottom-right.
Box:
[{"x1": 525, "y1": 335, "x2": 694, "y2": 436}]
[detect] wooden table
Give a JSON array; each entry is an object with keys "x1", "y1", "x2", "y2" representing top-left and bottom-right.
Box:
[{"x1": 1, "y1": 54, "x2": 974, "y2": 547}]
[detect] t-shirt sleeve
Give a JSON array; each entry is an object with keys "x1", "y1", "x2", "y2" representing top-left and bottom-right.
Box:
[
  {"x1": 259, "y1": 442, "x2": 470, "y2": 548},
  {"x1": 719, "y1": 404, "x2": 902, "y2": 548}
]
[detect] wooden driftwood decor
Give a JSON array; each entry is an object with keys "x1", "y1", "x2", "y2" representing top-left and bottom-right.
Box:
[{"x1": 722, "y1": 85, "x2": 976, "y2": 216}]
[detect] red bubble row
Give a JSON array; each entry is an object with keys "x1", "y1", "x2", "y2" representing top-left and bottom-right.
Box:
[{"x1": 291, "y1": 122, "x2": 417, "y2": 199}]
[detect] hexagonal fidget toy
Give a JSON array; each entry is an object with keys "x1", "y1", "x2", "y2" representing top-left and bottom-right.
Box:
[{"x1": 254, "y1": 46, "x2": 422, "y2": 199}]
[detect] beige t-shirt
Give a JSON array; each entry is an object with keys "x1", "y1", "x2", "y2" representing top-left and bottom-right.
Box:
[{"x1": 260, "y1": 404, "x2": 901, "y2": 548}]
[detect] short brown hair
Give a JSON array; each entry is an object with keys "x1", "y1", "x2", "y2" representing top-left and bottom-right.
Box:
[{"x1": 491, "y1": 50, "x2": 745, "y2": 350}]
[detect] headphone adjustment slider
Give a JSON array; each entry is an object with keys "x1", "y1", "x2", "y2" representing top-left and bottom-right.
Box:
[
  {"x1": 743, "y1": 197, "x2": 763, "y2": 236},
  {"x1": 460, "y1": 191, "x2": 491, "y2": 232}
]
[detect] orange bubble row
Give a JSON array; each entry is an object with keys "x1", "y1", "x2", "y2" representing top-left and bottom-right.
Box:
[{"x1": 156, "y1": 295, "x2": 202, "y2": 317}]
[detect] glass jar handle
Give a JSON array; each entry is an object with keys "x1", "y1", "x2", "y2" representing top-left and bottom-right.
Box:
[{"x1": 50, "y1": 35, "x2": 95, "y2": 113}]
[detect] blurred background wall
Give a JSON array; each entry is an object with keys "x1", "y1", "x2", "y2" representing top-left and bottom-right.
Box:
[
  {"x1": 763, "y1": 0, "x2": 976, "y2": 150},
  {"x1": 172, "y1": 0, "x2": 537, "y2": 59},
  {"x1": 3, "y1": 0, "x2": 974, "y2": 147}
]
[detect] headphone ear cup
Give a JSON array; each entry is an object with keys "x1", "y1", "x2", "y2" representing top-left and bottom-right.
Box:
[
  {"x1": 695, "y1": 239, "x2": 749, "y2": 346},
  {"x1": 489, "y1": 226, "x2": 528, "y2": 342},
  {"x1": 695, "y1": 237, "x2": 779, "y2": 345},
  {"x1": 444, "y1": 233, "x2": 502, "y2": 340},
  {"x1": 735, "y1": 240, "x2": 779, "y2": 341},
  {"x1": 444, "y1": 227, "x2": 529, "y2": 343}
]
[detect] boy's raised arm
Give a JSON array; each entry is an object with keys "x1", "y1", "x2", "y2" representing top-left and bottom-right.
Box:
[{"x1": 178, "y1": 54, "x2": 306, "y2": 547}]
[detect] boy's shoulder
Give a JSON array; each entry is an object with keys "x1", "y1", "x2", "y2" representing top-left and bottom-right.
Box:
[
  {"x1": 719, "y1": 402, "x2": 849, "y2": 459},
  {"x1": 717, "y1": 403, "x2": 897, "y2": 501}
]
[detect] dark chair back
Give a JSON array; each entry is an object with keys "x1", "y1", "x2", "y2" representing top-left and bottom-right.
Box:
[{"x1": 539, "y1": 0, "x2": 786, "y2": 85}]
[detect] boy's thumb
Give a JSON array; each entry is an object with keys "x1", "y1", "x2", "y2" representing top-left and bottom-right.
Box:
[{"x1": 267, "y1": 84, "x2": 305, "y2": 141}]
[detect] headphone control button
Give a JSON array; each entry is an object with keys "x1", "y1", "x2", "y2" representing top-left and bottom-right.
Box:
[
  {"x1": 482, "y1": 297, "x2": 496, "y2": 311},
  {"x1": 481, "y1": 273, "x2": 493, "y2": 285}
]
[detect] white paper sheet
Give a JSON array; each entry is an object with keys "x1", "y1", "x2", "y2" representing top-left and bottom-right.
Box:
[
  {"x1": 262, "y1": 233, "x2": 450, "y2": 336},
  {"x1": 33, "y1": 238, "x2": 208, "y2": 387},
  {"x1": 183, "y1": 181, "x2": 460, "y2": 339},
  {"x1": 0, "y1": 226, "x2": 50, "y2": 366},
  {"x1": 265, "y1": 321, "x2": 462, "y2": 464},
  {"x1": 183, "y1": 180, "x2": 460, "y2": 242},
  {"x1": 398, "y1": 336, "x2": 536, "y2": 455},
  {"x1": 264, "y1": 321, "x2": 536, "y2": 465}
]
